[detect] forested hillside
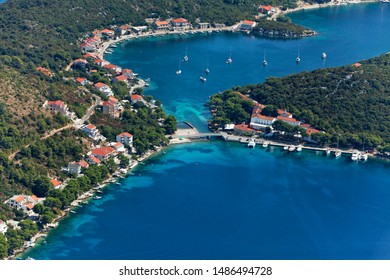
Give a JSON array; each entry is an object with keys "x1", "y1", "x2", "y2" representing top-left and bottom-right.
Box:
[{"x1": 235, "y1": 54, "x2": 390, "y2": 149}]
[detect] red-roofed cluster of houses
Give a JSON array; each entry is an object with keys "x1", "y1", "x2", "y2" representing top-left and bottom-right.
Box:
[
  {"x1": 66, "y1": 131, "x2": 133, "y2": 175},
  {"x1": 6, "y1": 194, "x2": 43, "y2": 213},
  {"x1": 231, "y1": 93, "x2": 322, "y2": 142}
]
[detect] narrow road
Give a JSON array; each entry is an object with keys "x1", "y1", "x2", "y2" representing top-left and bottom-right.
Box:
[{"x1": 8, "y1": 95, "x2": 101, "y2": 161}]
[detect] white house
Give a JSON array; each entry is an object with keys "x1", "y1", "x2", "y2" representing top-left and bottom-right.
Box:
[
  {"x1": 82, "y1": 124, "x2": 99, "y2": 138},
  {"x1": 240, "y1": 20, "x2": 256, "y2": 31},
  {"x1": 116, "y1": 132, "x2": 133, "y2": 146},
  {"x1": 68, "y1": 160, "x2": 89, "y2": 175},
  {"x1": 47, "y1": 100, "x2": 68, "y2": 115},
  {"x1": 6, "y1": 195, "x2": 40, "y2": 212},
  {"x1": 250, "y1": 113, "x2": 275, "y2": 130},
  {"x1": 0, "y1": 220, "x2": 8, "y2": 234},
  {"x1": 94, "y1": 82, "x2": 114, "y2": 97},
  {"x1": 276, "y1": 116, "x2": 301, "y2": 126},
  {"x1": 153, "y1": 20, "x2": 170, "y2": 30},
  {"x1": 171, "y1": 18, "x2": 190, "y2": 30}
]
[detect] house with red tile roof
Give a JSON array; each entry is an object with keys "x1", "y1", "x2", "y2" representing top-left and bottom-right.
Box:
[
  {"x1": 103, "y1": 63, "x2": 122, "y2": 73},
  {"x1": 68, "y1": 160, "x2": 89, "y2": 175},
  {"x1": 87, "y1": 155, "x2": 101, "y2": 165},
  {"x1": 171, "y1": 18, "x2": 190, "y2": 30},
  {"x1": 102, "y1": 96, "x2": 123, "y2": 118},
  {"x1": 116, "y1": 132, "x2": 133, "y2": 146},
  {"x1": 277, "y1": 109, "x2": 293, "y2": 118},
  {"x1": 6, "y1": 195, "x2": 42, "y2": 211},
  {"x1": 82, "y1": 124, "x2": 99, "y2": 137},
  {"x1": 36, "y1": 67, "x2": 54, "y2": 77},
  {"x1": 276, "y1": 116, "x2": 301, "y2": 126},
  {"x1": 130, "y1": 94, "x2": 145, "y2": 105},
  {"x1": 117, "y1": 24, "x2": 131, "y2": 36},
  {"x1": 72, "y1": 59, "x2": 88, "y2": 68},
  {"x1": 240, "y1": 20, "x2": 256, "y2": 30},
  {"x1": 47, "y1": 100, "x2": 68, "y2": 115},
  {"x1": 234, "y1": 124, "x2": 256, "y2": 135},
  {"x1": 94, "y1": 82, "x2": 114, "y2": 96},
  {"x1": 122, "y1": 69, "x2": 136, "y2": 79},
  {"x1": 111, "y1": 142, "x2": 125, "y2": 152},
  {"x1": 50, "y1": 178, "x2": 62, "y2": 188},
  {"x1": 94, "y1": 59, "x2": 109, "y2": 67},
  {"x1": 112, "y1": 74, "x2": 128, "y2": 83},
  {"x1": 153, "y1": 20, "x2": 170, "y2": 30},
  {"x1": 91, "y1": 146, "x2": 116, "y2": 161},
  {"x1": 75, "y1": 77, "x2": 91, "y2": 86},
  {"x1": 250, "y1": 113, "x2": 276, "y2": 130},
  {"x1": 259, "y1": 5, "x2": 275, "y2": 14}
]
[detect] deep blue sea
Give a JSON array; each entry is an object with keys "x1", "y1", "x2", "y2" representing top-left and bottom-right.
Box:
[{"x1": 24, "y1": 3, "x2": 390, "y2": 260}]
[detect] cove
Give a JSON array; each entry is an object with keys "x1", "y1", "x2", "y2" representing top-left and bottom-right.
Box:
[{"x1": 24, "y1": 3, "x2": 390, "y2": 260}]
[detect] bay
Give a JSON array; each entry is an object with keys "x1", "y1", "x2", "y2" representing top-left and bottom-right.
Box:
[{"x1": 24, "y1": 3, "x2": 390, "y2": 260}]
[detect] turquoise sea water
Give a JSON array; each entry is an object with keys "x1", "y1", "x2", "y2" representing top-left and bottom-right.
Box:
[{"x1": 25, "y1": 3, "x2": 390, "y2": 260}]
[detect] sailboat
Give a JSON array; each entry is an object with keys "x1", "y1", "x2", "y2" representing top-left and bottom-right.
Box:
[
  {"x1": 183, "y1": 47, "x2": 189, "y2": 62},
  {"x1": 176, "y1": 59, "x2": 182, "y2": 75},
  {"x1": 263, "y1": 49, "x2": 268, "y2": 66},
  {"x1": 226, "y1": 49, "x2": 232, "y2": 64},
  {"x1": 200, "y1": 70, "x2": 207, "y2": 82},
  {"x1": 296, "y1": 47, "x2": 301, "y2": 63}
]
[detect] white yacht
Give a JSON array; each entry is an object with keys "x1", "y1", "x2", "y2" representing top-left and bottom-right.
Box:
[
  {"x1": 322, "y1": 52, "x2": 327, "y2": 59},
  {"x1": 176, "y1": 59, "x2": 182, "y2": 75},
  {"x1": 359, "y1": 153, "x2": 368, "y2": 161},
  {"x1": 263, "y1": 49, "x2": 268, "y2": 66},
  {"x1": 183, "y1": 47, "x2": 189, "y2": 61},
  {"x1": 200, "y1": 76, "x2": 207, "y2": 82},
  {"x1": 351, "y1": 152, "x2": 360, "y2": 161},
  {"x1": 288, "y1": 145, "x2": 296, "y2": 152},
  {"x1": 226, "y1": 49, "x2": 232, "y2": 64},
  {"x1": 283, "y1": 146, "x2": 288, "y2": 151},
  {"x1": 262, "y1": 142, "x2": 269, "y2": 148},
  {"x1": 325, "y1": 148, "x2": 331, "y2": 155},
  {"x1": 335, "y1": 151, "x2": 342, "y2": 158},
  {"x1": 296, "y1": 145, "x2": 302, "y2": 152},
  {"x1": 296, "y1": 47, "x2": 301, "y2": 63},
  {"x1": 248, "y1": 139, "x2": 256, "y2": 148}
]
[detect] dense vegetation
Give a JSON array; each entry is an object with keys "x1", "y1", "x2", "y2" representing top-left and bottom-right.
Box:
[
  {"x1": 251, "y1": 18, "x2": 315, "y2": 38},
  {"x1": 222, "y1": 54, "x2": 390, "y2": 150}
]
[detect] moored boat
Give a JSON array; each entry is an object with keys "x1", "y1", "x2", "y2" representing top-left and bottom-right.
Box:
[
  {"x1": 288, "y1": 145, "x2": 296, "y2": 152},
  {"x1": 351, "y1": 152, "x2": 360, "y2": 161},
  {"x1": 335, "y1": 151, "x2": 342, "y2": 158},
  {"x1": 262, "y1": 142, "x2": 269, "y2": 148},
  {"x1": 296, "y1": 145, "x2": 302, "y2": 152},
  {"x1": 248, "y1": 139, "x2": 256, "y2": 148}
]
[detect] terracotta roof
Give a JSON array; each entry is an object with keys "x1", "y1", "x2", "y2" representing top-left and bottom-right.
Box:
[
  {"x1": 114, "y1": 74, "x2": 127, "y2": 81},
  {"x1": 48, "y1": 100, "x2": 65, "y2": 106},
  {"x1": 108, "y1": 96, "x2": 118, "y2": 103},
  {"x1": 103, "y1": 64, "x2": 117, "y2": 70},
  {"x1": 277, "y1": 109, "x2": 292, "y2": 117},
  {"x1": 88, "y1": 155, "x2": 101, "y2": 164},
  {"x1": 101, "y1": 29, "x2": 115, "y2": 34},
  {"x1": 73, "y1": 59, "x2": 88, "y2": 64},
  {"x1": 155, "y1": 20, "x2": 169, "y2": 26},
  {"x1": 277, "y1": 116, "x2": 300, "y2": 123},
  {"x1": 118, "y1": 132, "x2": 133, "y2": 137},
  {"x1": 306, "y1": 128, "x2": 321, "y2": 136},
  {"x1": 94, "y1": 59, "x2": 104, "y2": 63},
  {"x1": 113, "y1": 142, "x2": 124, "y2": 147},
  {"x1": 352, "y1": 63, "x2": 362, "y2": 67},
  {"x1": 234, "y1": 124, "x2": 255, "y2": 132},
  {"x1": 24, "y1": 203, "x2": 34, "y2": 210},
  {"x1": 252, "y1": 114, "x2": 275, "y2": 121},
  {"x1": 76, "y1": 77, "x2": 87, "y2": 83},
  {"x1": 94, "y1": 82, "x2": 108, "y2": 88},
  {"x1": 86, "y1": 124, "x2": 96, "y2": 130},
  {"x1": 243, "y1": 20, "x2": 255, "y2": 25},
  {"x1": 92, "y1": 146, "x2": 115, "y2": 157},
  {"x1": 172, "y1": 18, "x2": 188, "y2": 23},
  {"x1": 83, "y1": 53, "x2": 96, "y2": 59},
  {"x1": 50, "y1": 179, "x2": 61, "y2": 187},
  {"x1": 122, "y1": 69, "x2": 133, "y2": 73},
  {"x1": 31, "y1": 195, "x2": 39, "y2": 202},
  {"x1": 15, "y1": 195, "x2": 25, "y2": 203},
  {"x1": 119, "y1": 24, "x2": 131, "y2": 30},
  {"x1": 77, "y1": 160, "x2": 89, "y2": 168},
  {"x1": 261, "y1": 5, "x2": 273, "y2": 11},
  {"x1": 131, "y1": 94, "x2": 143, "y2": 101}
]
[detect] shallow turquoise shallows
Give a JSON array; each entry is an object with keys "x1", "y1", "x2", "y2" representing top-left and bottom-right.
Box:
[{"x1": 24, "y1": 3, "x2": 390, "y2": 260}]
